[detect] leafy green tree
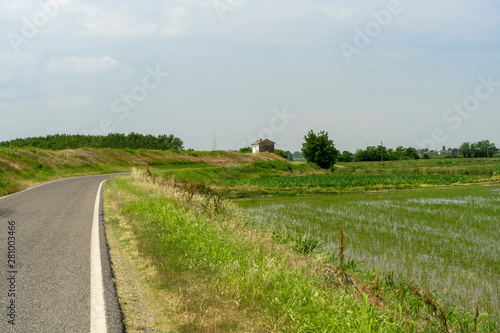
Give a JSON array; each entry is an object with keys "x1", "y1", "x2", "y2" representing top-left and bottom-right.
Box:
[
  {"x1": 301, "y1": 130, "x2": 339, "y2": 169},
  {"x1": 472, "y1": 140, "x2": 497, "y2": 158},
  {"x1": 458, "y1": 140, "x2": 498, "y2": 158},
  {"x1": 292, "y1": 151, "x2": 304, "y2": 159},
  {"x1": 0, "y1": 133, "x2": 184, "y2": 151},
  {"x1": 338, "y1": 151, "x2": 353, "y2": 162},
  {"x1": 274, "y1": 149, "x2": 288, "y2": 159},
  {"x1": 403, "y1": 147, "x2": 420, "y2": 160},
  {"x1": 459, "y1": 142, "x2": 473, "y2": 158},
  {"x1": 239, "y1": 147, "x2": 252, "y2": 153},
  {"x1": 354, "y1": 146, "x2": 381, "y2": 161},
  {"x1": 354, "y1": 145, "x2": 419, "y2": 161},
  {"x1": 392, "y1": 146, "x2": 405, "y2": 160}
]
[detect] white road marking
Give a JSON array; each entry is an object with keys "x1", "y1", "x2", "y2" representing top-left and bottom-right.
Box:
[{"x1": 91, "y1": 180, "x2": 108, "y2": 333}]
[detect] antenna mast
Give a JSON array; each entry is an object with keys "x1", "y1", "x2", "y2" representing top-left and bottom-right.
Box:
[{"x1": 213, "y1": 129, "x2": 217, "y2": 151}]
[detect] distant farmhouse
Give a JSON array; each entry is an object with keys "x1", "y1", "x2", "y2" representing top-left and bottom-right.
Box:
[{"x1": 252, "y1": 138, "x2": 275, "y2": 153}]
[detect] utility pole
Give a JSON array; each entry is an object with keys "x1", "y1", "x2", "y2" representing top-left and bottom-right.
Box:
[
  {"x1": 213, "y1": 129, "x2": 217, "y2": 151},
  {"x1": 381, "y1": 141, "x2": 383, "y2": 167}
]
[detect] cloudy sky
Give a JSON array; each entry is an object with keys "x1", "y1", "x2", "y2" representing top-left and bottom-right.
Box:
[{"x1": 1, "y1": 0, "x2": 499, "y2": 152}]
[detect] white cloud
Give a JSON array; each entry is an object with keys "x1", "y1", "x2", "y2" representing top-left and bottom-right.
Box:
[
  {"x1": 78, "y1": 4, "x2": 156, "y2": 37},
  {"x1": 0, "y1": 90, "x2": 21, "y2": 103},
  {"x1": 160, "y1": 6, "x2": 190, "y2": 36},
  {"x1": 0, "y1": 1, "x2": 37, "y2": 20},
  {"x1": 48, "y1": 95, "x2": 92, "y2": 108},
  {"x1": 0, "y1": 72, "x2": 11, "y2": 82},
  {"x1": 320, "y1": 7, "x2": 352, "y2": 21},
  {"x1": 0, "y1": 0, "x2": 499, "y2": 148},
  {"x1": 46, "y1": 56, "x2": 120, "y2": 74},
  {"x1": 0, "y1": 51, "x2": 39, "y2": 66}
]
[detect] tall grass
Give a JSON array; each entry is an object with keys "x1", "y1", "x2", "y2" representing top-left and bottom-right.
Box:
[{"x1": 105, "y1": 170, "x2": 436, "y2": 332}]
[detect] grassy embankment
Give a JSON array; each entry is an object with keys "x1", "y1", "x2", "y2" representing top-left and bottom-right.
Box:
[
  {"x1": 104, "y1": 158, "x2": 499, "y2": 331},
  {"x1": 0, "y1": 147, "x2": 283, "y2": 196}
]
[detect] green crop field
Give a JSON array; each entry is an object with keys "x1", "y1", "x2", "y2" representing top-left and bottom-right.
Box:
[
  {"x1": 236, "y1": 185, "x2": 500, "y2": 325},
  {"x1": 232, "y1": 173, "x2": 469, "y2": 188},
  {"x1": 156, "y1": 158, "x2": 500, "y2": 199}
]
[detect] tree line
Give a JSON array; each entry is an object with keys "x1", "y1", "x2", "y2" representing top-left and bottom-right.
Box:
[
  {"x1": 300, "y1": 130, "x2": 498, "y2": 169},
  {"x1": 0, "y1": 133, "x2": 184, "y2": 151},
  {"x1": 458, "y1": 140, "x2": 497, "y2": 158},
  {"x1": 349, "y1": 146, "x2": 420, "y2": 162}
]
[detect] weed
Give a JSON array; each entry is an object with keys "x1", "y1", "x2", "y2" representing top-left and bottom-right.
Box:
[
  {"x1": 271, "y1": 230, "x2": 293, "y2": 244},
  {"x1": 474, "y1": 305, "x2": 479, "y2": 332},
  {"x1": 370, "y1": 273, "x2": 380, "y2": 295},
  {"x1": 339, "y1": 229, "x2": 345, "y2": 275},
  {"x1": 405, "y1": 282, "x2": 449, "y2": 332},
  {"x1": 212, "y1": 193, "x2": 223, "y2": 216},
  {"x1": 291, "y1": 233, "x2": 320, "y2": 255},
  {"x1": 199, "y1": 193, "x2": 224, "y2": 218}
]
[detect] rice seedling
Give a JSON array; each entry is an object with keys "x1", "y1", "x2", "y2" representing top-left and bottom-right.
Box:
[{"x1": 237, "y1": 185, "x2": 500, "y2": 327}]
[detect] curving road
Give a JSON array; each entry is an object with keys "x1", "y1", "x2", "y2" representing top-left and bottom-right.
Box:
[{"x1": 0, "y1": 175, "x2": 123, "y2": 333}]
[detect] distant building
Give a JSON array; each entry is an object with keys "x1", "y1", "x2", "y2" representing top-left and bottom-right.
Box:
[{"x1": 252, "y1": 138, "x2": 275, "y2": 153}]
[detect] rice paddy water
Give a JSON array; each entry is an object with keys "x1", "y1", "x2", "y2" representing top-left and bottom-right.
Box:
[{"x1": 236, "y1": 185, "x2": 500, "y2": 320}]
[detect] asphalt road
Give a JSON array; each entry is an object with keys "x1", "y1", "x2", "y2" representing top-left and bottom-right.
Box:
[{"x1": 0, "y1": 175, "x2": 124, "y2": 333}]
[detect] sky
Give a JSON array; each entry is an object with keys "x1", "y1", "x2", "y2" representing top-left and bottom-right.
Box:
[{"x1": 1, "y1": 0, "x2": 499, "y2": 152}]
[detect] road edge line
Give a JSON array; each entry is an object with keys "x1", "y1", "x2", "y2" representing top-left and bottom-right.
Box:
[{"x1": 91, "y1": 180, "x2": 108, "y2": 333}]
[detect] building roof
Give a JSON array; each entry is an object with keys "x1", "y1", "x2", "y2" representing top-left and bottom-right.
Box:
[{"x1": 251, "y1": 138, "x2": 275, "y2": 145}]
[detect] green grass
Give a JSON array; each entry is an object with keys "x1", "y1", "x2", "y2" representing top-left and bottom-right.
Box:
[
  {"x1": 156, "y1": 158, "x2": 500, "y2": 198},
  {"x1": 0, "y1": 147, "x2": 283, "y2": 196},
  {"x1": 236, "y1": 185, "x2": 500, "y2": 328},
  {"x1": 233, "y1": 158, "x2": 500, "y2": 190},
  {"x1": 338, "y1": 157, "x2": 500, "y2": 173},
  {"x1": 232, "y1": 173, "x2": 469, "y2": 188},
  {"x1": 159, "y1": 161, "x2": 321, "y2": 181},
  {"x1": 105, "y1": 170, "x2": 446, "y2": 332},
  {"x1": 97, "y1": 157, "x2": 500, "y2": 331}
]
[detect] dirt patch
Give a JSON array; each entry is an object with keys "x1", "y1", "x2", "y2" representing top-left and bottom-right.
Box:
[{"x1": 0, "y1": 157, "x2": 24, "y2": 171}]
